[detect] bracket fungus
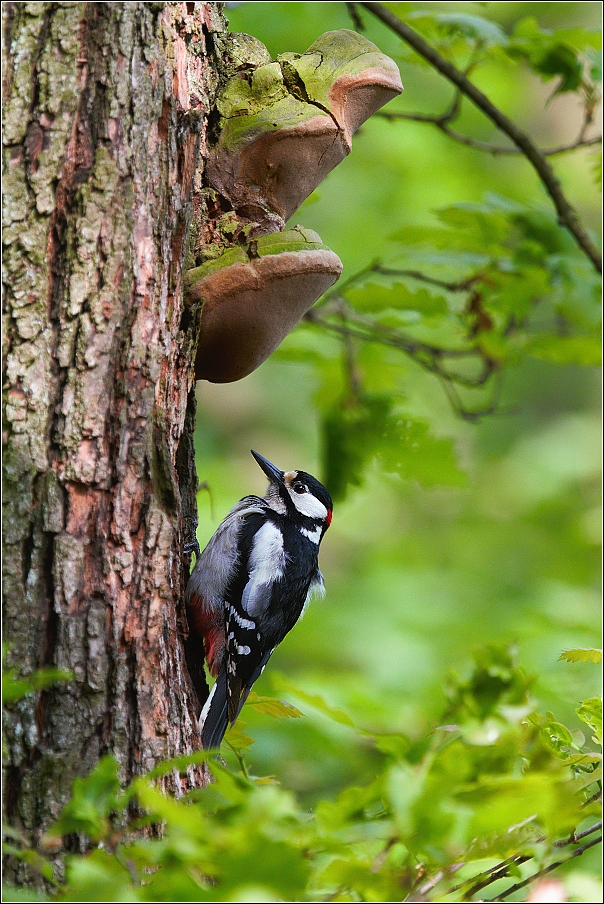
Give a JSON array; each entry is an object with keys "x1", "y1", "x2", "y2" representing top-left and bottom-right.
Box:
[
  {"x1": 186, "y1": 228, "x2": 342, "y2": 383},
  {"x1": 207, "y1": 29, "x2": 403, "y2": 233},
  {"x1": 190, "y1": 29, "x2": 402, "y2": 383}
]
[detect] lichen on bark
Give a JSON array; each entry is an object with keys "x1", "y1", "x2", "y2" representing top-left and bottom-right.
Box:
[{"x1": 2, "y1": 1, "x2": 229, "y2": 875}]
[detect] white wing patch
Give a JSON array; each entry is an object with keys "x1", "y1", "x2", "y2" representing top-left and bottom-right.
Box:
[
  {"x1": 242, "y1": 521, "x2": 287, "y2": 617},
  {"x1": 228, "y1": 603, "x2": 255, "y2": 631},
  {"x1": 227, "y1": 632, "x2": 251, "y2": 656},
  {"x1": 186, "y1": 497, "x2": 267, "y2": 611}
]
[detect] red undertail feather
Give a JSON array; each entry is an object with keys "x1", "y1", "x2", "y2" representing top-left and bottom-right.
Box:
[{"x1": 187, "y1": 592, "x2": 225, "y2": 677}]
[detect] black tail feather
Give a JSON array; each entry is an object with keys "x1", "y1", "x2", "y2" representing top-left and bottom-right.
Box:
[
  {"x1": 201, "y1": 651, "x2": 272, "y2": 750},
  {"x1": 201, "y1": 666, "x2": 229, "y2": 750}
]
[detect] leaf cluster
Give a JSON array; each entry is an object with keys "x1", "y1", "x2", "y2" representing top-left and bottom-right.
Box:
[
  {"x1": 280, "y1": 192, "x2": 601, "y2": 499},
  {"x1": 399, "y1": 9, "x2": 601, "y2": 101},
  {"x1": 3, "y1": 646, "x2": 601, "y2": 902}
]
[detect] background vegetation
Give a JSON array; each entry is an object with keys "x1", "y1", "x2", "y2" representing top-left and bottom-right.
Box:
[{"x1": 4, "y1": 1, "x2": 601, "y2": 900}]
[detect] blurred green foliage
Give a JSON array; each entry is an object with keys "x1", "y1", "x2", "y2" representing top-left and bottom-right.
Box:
[
  {"x1": 2, "y1": 647, "x2": 602, "y2": 901},
  {"x1": 190, "y1": 1, "x2": 602, "y2": 896},
  {"x1": 3, "y1": 2, "x2": 601, "y2": 901}
]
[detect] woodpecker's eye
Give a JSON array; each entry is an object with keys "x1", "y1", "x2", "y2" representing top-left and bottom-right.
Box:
[{"x1": 293, "y1": 482, "x2": 307, "y2": 494}]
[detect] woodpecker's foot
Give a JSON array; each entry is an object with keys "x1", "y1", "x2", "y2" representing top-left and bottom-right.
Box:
[{"x1": 184, "y1": 538, "x2": 201, "y2": 560}]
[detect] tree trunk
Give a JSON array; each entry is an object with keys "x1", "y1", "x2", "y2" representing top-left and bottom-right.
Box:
[{"x1": 2, "y1": 0, "x2": 226, "y2": 863}]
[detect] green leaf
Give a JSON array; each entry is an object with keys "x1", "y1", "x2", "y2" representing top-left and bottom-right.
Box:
[
  {"x1": 49, "y1": 757, "x2": 121, "y2": 842},
  {"x1": 2, "y1": 667, "x2": 72, "y2": 704},
  {"x1": 215, "y1": 837, "x2": 311, "y2": 902},
  {"x1": 321, "y1": 394, "x2": 393, "y2": 500},
  {"x1": 63, "y1": 850, "x2": 138, "y2": 903},
  {"x1": 508, "y1": 17, "x2": 600, "y2": 93},
  {"x1": 270, "y1": 675, "x2": 356, "y2": 728},
  {"x1": 244, "y1": 692, "x2": 303, "y2": 720},
  {"x1": 484, "y1": 266, "x2": 551, "y2": 319},
  {"x1": 428, "y1": 12, "x2": 508, "y2": 46},
  {"x1": 576, "y1": 698, "x2": 602, "y2": 746},
  {"x1": 458, "y1": 772, "x2": 585, "y2": 839},
  {"x1": 543, "y1": 719, "x2": 574, "y2": 748},
  {"x1": 526, "y1": 334, "x2": 602, "y2": 366},
  {"x1": 559, "y1": 648, "x2": 602, "y2": 664},
  {"x1": 370, "y1": 732, "x2": 411, "y2": 761},
  {"x1": 322, "y1": 396, "x2": 464, "y2": 501},
  {"x1": 379, "y1": 417, "x2": 466, "y2": 487},
  {"x1": 345, "y1": 281, "x2": 448, "y2": 317},
  {"x1": 224, "y1": 721, "x2": 255, "y2": 753},
  {"x1": 144, "y1": 751, "x2": 210, "y2": 780}
]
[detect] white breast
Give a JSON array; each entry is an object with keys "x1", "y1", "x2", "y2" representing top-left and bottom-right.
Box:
[{"x1": 242, "y1": 521, "x2": 287, "y2": 617}]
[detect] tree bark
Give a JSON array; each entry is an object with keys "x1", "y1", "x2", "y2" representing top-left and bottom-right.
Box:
[{"x1": 2, "y1": 0, "x2": 226, "y2": 865}]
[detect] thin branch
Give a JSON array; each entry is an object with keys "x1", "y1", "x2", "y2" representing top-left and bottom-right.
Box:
[
  {"x1": 556, "y1": 820, "x2": 602, "y2": 846},
  {"x1": 345, "y1": 1, "x2": 365, "y2": 31},
  {"x1": 487, "y1": 834, "x2": 602, "y2": 901},
  {"x1": 442, "y1": 820, "x2": 602, "y2": 898},
  {"x1": 426, "y1": 821, "x2": 603, "y2": 899},
  {"x1": 439, "y1": 369, "x2": 505, "y2": 422},
  {"x1": 582, "y1": 788, "x2": 602, "y2": 807},
  {"x1": 305, "y1": 304, "x2": 503, "y2": 420},
  {"x1": 413, "y1": 863, "x2": 465, "y2": 899},
  {"x1": 223, "y1": 740, "x2": 251, "y2": 780},
  {"x1": 307, "y1": 306, "x2": 494, "y2": 377},
  {"x1": 372, "y1": 265, "x2": 481, "y2": 292},
  {"x1": 359, "y1": 1, "x2": 602, "y2": 274},
  {"x1": 378, "y1": 110, "x2": 602, "y2": 157},
  {"x1": 463, "y1": 853, "x2": 532, "y2": 899}
]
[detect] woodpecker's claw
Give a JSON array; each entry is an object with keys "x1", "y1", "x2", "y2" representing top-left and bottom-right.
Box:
[{"x1": 184, "y1": 538, "x2": 201, "y2": 560}]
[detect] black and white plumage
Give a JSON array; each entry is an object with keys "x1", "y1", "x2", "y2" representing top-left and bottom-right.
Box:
[{"x1": 185, "y1": 450, "x2": 333, "y2": 750}]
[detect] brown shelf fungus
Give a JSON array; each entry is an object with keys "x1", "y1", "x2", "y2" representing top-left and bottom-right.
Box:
[
  {"x1": 207, "y1": 29, "x2": 403, "y2": 234},
  {"x1": 189, "y1": 30, "x2": 402, "y2": 383},
  {"x1": 187, "y1": 228, "x2": 342, "y2": 383}
]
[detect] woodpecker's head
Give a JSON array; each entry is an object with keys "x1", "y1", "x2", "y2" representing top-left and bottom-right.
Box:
[{"x1": 251, "y1": 450, "x2": 333, "y2": 528}]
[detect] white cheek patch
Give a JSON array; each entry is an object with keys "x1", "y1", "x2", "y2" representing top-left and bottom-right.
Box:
[
  {"x1": 287, "y1": 488, "x2": 328, "y2": 520},
  {"x1": 300, "y1": 525, "x2": 322, "y2": 544}
]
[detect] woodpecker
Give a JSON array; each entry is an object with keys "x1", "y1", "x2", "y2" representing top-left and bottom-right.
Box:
[{"x1": 185, "y1": 450, "x2": 333, "y2": 750}]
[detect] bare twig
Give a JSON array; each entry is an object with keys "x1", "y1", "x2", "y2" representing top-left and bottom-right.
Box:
[
  {"x1": 413, "y1": 863, "x2": 466, "y2": 899},
  {"x1": 378, "y1": 110, "x2": 602, "y2": 157},
  {"x1": 582, "y1": 788, "x2": 602, "y2": 808},
  {"x1": 345, "y1": 1, "x2": 365, "y2": 31},
  {"x1": 440, "y1": 821, "x2": 603, "y2": 900},
  {"x1": 372, "y1": 265, "x2": 481, "y2": 292},
  {"x1": 358, "y1": 1, "x2": 602, "y2": 273},
  {"x1": 487, "y1": 833, "x2": 602, "y2": 901},
  {"x1": 556, "y1": 820, "x2": 602, "y2": 846},
  {"x1": 307, "y1": 306, "x2": 494, "y2": 378},
  {"x1": 305, "y1": 297, "x2": 502, "y2": 420}
]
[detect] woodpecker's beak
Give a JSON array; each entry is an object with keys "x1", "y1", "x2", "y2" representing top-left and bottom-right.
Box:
[{"x1": 251, "y1": 450, "x2": 284, "y2": 486}]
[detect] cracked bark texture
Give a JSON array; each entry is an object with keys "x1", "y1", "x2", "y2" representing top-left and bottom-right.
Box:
[{"x1": 2, "y1": 1, "x2": 227, "y2": 867}]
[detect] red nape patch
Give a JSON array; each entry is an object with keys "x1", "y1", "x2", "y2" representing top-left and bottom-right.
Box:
[{"x1": 326, "y1": 509, "x2": 332, "y2": 526}]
